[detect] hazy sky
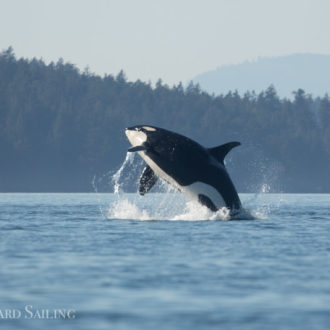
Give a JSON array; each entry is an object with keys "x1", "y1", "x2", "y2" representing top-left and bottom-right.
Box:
[{"x1": 1, "y1": 0, "x2": 329, "y2": 85}]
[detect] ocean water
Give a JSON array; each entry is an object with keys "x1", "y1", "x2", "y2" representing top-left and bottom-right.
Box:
[{"x1": 1, "y1": 192, "x2": 330, "y2": 330}]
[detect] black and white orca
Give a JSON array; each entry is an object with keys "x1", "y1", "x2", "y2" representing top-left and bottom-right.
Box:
[{"x1": 125, "y1": 125, "x2": 242, "y2": 214}]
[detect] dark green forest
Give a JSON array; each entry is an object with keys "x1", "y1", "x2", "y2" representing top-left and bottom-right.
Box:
[{"x1": 1, "y1": 47, "x2": 330, "y2": 192}]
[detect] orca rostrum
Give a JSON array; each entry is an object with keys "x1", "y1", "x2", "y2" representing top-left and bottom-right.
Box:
[{"x1": 125, "y1": 125, "x2": 242, "y2": 214}]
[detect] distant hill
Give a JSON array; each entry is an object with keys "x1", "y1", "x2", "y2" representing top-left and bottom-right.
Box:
[{"x1": 192, "y1": 54, "x2": 330, "y2": 98}]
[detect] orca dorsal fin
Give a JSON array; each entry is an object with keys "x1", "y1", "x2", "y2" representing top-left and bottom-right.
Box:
[{"x1": 208, "y1": 142, "x2": 241, "y2": 164}]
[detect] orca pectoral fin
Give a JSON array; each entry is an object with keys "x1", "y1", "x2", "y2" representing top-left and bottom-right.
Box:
[
  {"x1": 128, "y1": 142, "x2": 151, "y2": 153},
  {"x1": 208, "y1": 141, "x2": 241, "y2": 164},
  {"x1": 139, "y1": 165, "x2": 158, "y2": 195}
]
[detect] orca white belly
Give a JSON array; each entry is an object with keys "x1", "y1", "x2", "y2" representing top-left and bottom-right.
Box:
[{"x1": 140, "y1": 151, "x2": 225, "y2": 210}]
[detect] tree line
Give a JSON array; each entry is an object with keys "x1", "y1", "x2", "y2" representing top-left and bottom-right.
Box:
[{"x1": 1, "y1": 47, "x2": 330, "y2": 192}]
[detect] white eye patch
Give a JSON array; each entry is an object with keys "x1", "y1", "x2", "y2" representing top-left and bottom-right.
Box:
[{"x1": 143, "y1": 126, "x2": 156, "y2": 132}]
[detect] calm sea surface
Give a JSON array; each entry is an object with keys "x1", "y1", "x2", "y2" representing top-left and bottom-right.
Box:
[{"x1": 1, "y1": 193, "x2": 330, "y2": 330}]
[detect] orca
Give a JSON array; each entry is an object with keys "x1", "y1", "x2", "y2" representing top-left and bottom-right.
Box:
[{"x1": 125, "y1": 125, "x2": 242, "y2": 214}]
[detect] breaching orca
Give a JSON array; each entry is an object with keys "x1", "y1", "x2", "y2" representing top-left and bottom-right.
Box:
[{"x1": 125, "y1": 125, "x2": 242, "y2": 214}]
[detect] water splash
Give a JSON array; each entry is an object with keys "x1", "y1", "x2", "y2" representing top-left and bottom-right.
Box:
[
  {"x1": 93, "y1": 152, "x2": 141, "y2": 218},
  {"x1": 112, "y1": 152, "x2": 136, "y2": 194},
  {"x1": 260, "y1": 183, "x2": 271, "y2": 193},
  {"x1": 171, "y1": 201, "x2": 231, "y2": 221},
  {"x1": 100, "y1": 152, "x2": 260, "y2": 221},
  {"x1": 108, "y1": 198, "x2": 151, "y2": 220},
  {"x1": 107, "y1": 196, "x2": 258, "y2": 221}
]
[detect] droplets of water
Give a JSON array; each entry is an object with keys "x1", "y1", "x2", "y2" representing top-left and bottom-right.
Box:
[
  {"x1": 261, "y1": 183, "x2": 271, "y2": 193},
  {"x1": 112, "y1": 152, "x2": 136, "y2": 194}
]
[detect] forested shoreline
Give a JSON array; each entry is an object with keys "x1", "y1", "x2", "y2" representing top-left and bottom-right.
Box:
[{"x1": 1, "y1": 47, "x2": 330, "y2": 192}]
